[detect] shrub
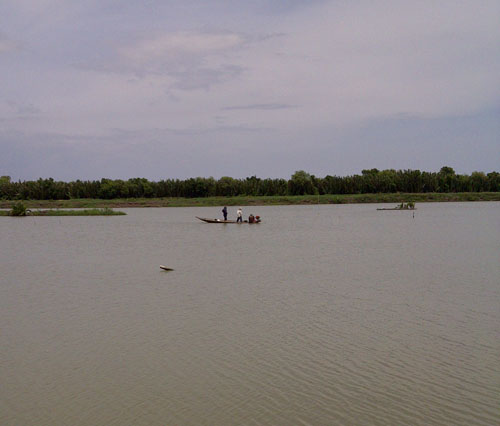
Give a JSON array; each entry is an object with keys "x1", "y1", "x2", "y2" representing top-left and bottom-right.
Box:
[{"x1": 10, "y1": 202, "x2": 27, "y2": 216}]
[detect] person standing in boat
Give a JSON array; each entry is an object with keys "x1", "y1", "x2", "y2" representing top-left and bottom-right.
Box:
[
  {"x1": 222, "y1": 206, "x2": 228, "y2": 221},
  {"x1": 236, "y1": 208, "x2": 243, "y2": 223}
]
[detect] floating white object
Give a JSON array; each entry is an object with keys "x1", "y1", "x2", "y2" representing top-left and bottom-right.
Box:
[{"x1": 160, "y1": 265, "x2": 174, "y2": 271}]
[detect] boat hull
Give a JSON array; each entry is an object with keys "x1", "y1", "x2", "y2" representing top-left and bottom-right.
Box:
[{"x1": 196, "y1": 217, "x2": 260, "y2": 223}]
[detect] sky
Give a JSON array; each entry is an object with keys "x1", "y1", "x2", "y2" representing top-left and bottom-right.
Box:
[{"x1": 1, "y1": 0, "x2": 499, "y2": 181}]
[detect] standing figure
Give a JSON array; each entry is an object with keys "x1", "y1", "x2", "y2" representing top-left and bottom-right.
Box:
[
  {"x1": 236, "y1": 208, "x2": 243, "y2": 223},
  {"x1": 222, "y1": 206, "x2": 228, "y2": 221}
]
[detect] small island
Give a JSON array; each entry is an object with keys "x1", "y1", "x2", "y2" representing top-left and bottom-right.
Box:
[{"x1": 1, "y1": 202, "x2": 126, "y2": 216}]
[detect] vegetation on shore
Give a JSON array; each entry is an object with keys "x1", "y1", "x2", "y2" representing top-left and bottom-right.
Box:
[
  {"x1": 1, "y1": 167, "x2": 498, "y2": 202},
  {"x1": 1, "y1": 203, "x2": 125, "y2": 216},
  {"x1": 1, "y1": 192, "x2": 498, "y2": 210}
]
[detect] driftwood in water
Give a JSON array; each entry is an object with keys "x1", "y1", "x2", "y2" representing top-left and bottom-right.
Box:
[{"x1": 160, "y1": 265, "x2": 174, "y2": 271}]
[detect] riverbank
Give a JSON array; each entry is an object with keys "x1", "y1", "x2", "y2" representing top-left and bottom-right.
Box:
[{"x1": 1, "y1": 192, "x2": 499, "y2": 209}]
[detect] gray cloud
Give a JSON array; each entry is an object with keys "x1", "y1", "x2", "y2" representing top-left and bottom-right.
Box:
[
  {"x1": 1, "y1": 0, "x2": 499, "y2": 180},
  {"x1": 76, "y1": 30, "x2": 257, "y2": 91},
  {"x1": 0, "y1": 34, "x2": 19, "y2": 53},
  {"x1": 223, "y1": 103, "x2": 297, "y2": 111},
  {"x1": 107, "y1": 123, "x2": 271, "y2": 139},
  {"x1": 169, "y1": 65, "x2": 244, "y2": 91},
  {"x1": 5, "y1": 100, "x2": 41, "y2": 116}
]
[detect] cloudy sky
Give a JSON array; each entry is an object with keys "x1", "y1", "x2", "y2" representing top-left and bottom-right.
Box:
[{"x1": 1, "y1": 0, "x2": 499, "y2": 181}]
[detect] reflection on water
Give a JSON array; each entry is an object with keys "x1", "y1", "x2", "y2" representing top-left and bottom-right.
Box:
[{"x1": 1, "y1": 203, "x2": 499, "y2": 425}]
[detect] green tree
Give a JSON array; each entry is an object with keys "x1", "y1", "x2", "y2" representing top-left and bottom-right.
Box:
[
  {"x1": 216, "y1": 177, "x2": 238, "y2": 197},
  {"x1": 98, "y1": 179, "x2": 121, "y2": 199},
  {"x1": 0, "y1": 176, "x2": 15, "y2": 199},
  {"x1": 288, "y1": 170, "x2": 317, "y2": 195},
  {"x1": 438, "y1": 166, "x2": 456, "y2": 192},
  {"x1": 470, "y1": 171, "x2": 487, "y2": 192},
  {"x1": 486, "y1": 172, "x2": 500, "y2": 192}
]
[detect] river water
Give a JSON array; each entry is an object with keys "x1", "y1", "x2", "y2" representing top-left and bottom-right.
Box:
[{"x1": 1, "y1": 203, "x2": 499, "y2": 425}]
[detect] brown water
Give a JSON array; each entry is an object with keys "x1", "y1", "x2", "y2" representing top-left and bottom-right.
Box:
[{"x1": 1, "y1": 203, "x2": 499, "y2": 425}]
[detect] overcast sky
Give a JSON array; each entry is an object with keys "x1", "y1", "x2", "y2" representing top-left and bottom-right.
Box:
[{"x1": 1, "y1": 0, "x2": 499, "y2": 181}]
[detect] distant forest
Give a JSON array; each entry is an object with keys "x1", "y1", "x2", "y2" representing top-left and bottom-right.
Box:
[{"x1": 1, "y1": 167, "x2": 498, "y2": 200}]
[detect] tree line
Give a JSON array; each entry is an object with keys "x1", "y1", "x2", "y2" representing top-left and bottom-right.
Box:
[{"x1": 0, "y1": 167, "x2": 498, "y2": 200}]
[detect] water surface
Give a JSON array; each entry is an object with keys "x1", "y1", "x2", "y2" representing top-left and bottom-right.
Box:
[{"x1": 1, "y1": 203, "x2": 499, "y2": 425}]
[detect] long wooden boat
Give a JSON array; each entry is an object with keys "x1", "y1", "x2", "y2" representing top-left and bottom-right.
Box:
[
  {"x1": 196, "y1": 216, "x2": 261, "y2": 224},
  {"x1": 197, "y1": 217, "x2": 236, "y2": 223},
  {"x1": 377, "y1": 202, "x2": 416, "y2": 211}
]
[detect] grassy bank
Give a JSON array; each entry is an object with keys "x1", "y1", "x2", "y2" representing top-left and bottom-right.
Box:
[
  {"x1": 0, "y1": 192, "x2": 499, "y2": 209},
  {"x1": 0, "y1": 208, "x2": 126, "y2": 216}
]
